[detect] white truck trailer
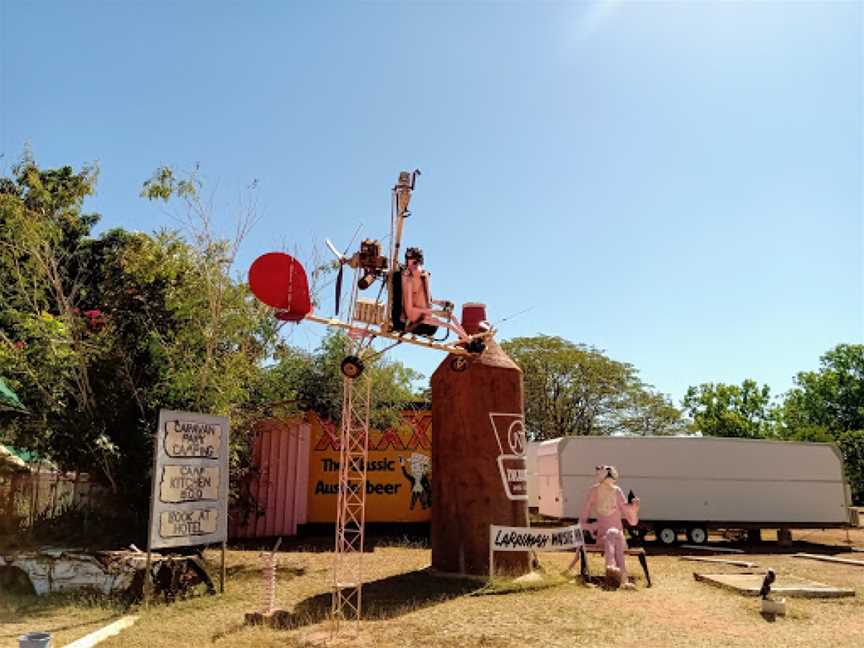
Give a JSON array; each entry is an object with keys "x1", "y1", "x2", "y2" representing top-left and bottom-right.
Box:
[{"x1": 535, "y1": 436, "x2": 855, "y2": 545}]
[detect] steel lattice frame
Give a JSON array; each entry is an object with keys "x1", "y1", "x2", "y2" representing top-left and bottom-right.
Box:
[
  {"x1": 330, "y1": 172, "x2": 414, "y2": 631},
  {"x1": 331, "y1": 357, "x2": 372, "y2": 628}
]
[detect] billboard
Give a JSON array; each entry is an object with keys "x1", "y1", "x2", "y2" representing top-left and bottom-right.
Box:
[{"x1": 306, "y1": 410, "x2": 432, "y2": 523}]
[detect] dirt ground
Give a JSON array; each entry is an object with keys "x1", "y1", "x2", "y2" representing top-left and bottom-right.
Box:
[{"x1": 2, "y1": 528, "x2": 863, "y2": 648}]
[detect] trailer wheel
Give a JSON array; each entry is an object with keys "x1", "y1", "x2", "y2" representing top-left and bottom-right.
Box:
[
  {"x1": 687, "y1": 526, "x2": 708, "y2": 545},
  {"x1": 656, "y1": 526, "x2": 678, "y2": 546}
]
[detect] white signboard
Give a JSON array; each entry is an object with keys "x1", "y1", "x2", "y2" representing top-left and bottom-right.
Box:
[
  {"x1": 148, "y1": 410, "x2": 229, "y2": 550},
  {"x1": 490, "y1": 524, "x2": 585, "y2": 552},
  {"x1": 488, "y1": 524, "x2": 584, "y2": 578},
  {"x1": 489, "y1": 412, "x2": 528, "y2": 501}
]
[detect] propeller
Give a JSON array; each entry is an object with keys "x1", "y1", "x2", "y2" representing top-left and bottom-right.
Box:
[{"x1": 325, "y1": 238, "x2": 351, "y2": 316}]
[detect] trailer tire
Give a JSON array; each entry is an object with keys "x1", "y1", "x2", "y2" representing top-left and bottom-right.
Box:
[
  {"x1": 687, "y1": 526, "x2": 708, "y2": 545},
  {"x1": 656, "y1": 526, "x2": 678, "y2": 546}
]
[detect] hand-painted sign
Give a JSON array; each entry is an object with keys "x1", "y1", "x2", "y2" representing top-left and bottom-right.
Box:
[
  {"x1": 159, "y1": 508, "x2": 220, "y2": 537},
  {"x1": 488, "y1": 523, "x2": 584, "y2": 579},
  {"x1": 148, "y1": 410, "x2": 229, "y2": 550},
  {"x1": 489, "y1": 524, "x2": 584, "y2": 552},
  {"x1": 307, "y1": 411, "x2": 432, "y2": 522},
  {"x1": 164, "y1": 420, "x2": 223, "y2": 458},
  {"x1": 159, "y1": 465, "x2": 221, "y2": 502},
  {"x1": 489, "y1": 412, "x2": 528, "y2": 501}
]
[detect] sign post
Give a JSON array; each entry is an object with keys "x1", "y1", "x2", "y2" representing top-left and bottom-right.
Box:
[{"x1": 146, "y1": 409, "x2": 230, "y2": 601}]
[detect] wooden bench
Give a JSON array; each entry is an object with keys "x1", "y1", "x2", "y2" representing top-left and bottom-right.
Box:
[{"x1": 578, "y1": 544, "x2": 652, "y2": 587}]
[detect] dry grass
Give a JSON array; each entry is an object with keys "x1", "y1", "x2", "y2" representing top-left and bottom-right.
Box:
[
  {"x1": 0, "y1": 590, "x2": 128, "y2": 647},
  {"x1": 3, "y1": 529, "x2": 864, "y2": 648}
]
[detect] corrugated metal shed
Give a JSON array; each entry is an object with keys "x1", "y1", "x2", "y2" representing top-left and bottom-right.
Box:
[{"x1": 230, "y1": 418, "x2": 310, "y2": 539}]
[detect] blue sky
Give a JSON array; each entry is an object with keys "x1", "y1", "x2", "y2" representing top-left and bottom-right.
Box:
[{"x1": 1, "y1": 1, "x2": 861, "y2": 405}]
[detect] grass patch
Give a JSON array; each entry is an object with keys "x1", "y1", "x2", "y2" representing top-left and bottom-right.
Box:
[{"x1": 3, "y1": 529, "x2": 864, "y2": 648}]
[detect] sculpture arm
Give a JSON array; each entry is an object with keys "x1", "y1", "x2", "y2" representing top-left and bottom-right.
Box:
[
  {"x1": 616, "y1": 486, "x2": 640, "y2": 526},
  {"x1": 398, "y1": 457, "x2": 416, "y2": 485}
]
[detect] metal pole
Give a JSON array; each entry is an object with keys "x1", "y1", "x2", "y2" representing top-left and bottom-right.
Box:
[
  {"x1": 144, "y1": 415, "x2": 161, "y2": 608},
  {"x1": 220, "y1": 541, "x2": 226, "y2": 593},
  {"x1": 143, "y1": 549, "x2": 152, "y2": 608}
]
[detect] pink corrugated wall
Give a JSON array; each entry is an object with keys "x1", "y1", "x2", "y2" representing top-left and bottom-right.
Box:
[{"x1": 231, "y1": 418, "x2": 310, "y2": 538}]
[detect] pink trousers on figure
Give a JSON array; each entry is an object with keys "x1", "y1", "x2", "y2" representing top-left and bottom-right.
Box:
[{"x1": 603, "y1": 528, "x2": 626, "y2": 578}]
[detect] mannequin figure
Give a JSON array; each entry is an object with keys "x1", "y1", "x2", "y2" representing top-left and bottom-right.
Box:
[
  {"x1": 568, "y1": 465, "x2": 640, "y2": 589},
  {"x1": 401, "y1": 247, "x2": 469, "y2": 340}
]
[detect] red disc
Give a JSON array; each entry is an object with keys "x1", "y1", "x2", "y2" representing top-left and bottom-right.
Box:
[{"x1": 248, "y1": 252, "x2": 311, "y2": 318}]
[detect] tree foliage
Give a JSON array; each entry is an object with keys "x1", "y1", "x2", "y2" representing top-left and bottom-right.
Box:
[
  {"x1": 780, "y1": 344, "x2": 864, "y2": 438},
  {"x1": 501, "y1": 335, "x2": 687, "y2": 440},
  {"x1": 837, "y1": 429, "x2": 864, "y2": 505},
  {"x1": 776, "y1": 344, "x2": 864, "y2": 504},
  {"x1": 682, "y1": 380, "x2": 776, "y2": 439},
  {"x1": 0, "y1": 158, "x2": 277, "y2": 509},
  {"x1": 261, "y1": 330, "x2": 424, "y2": 430}
]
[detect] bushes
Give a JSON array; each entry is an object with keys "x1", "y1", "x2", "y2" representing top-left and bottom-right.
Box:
[{"x1": 837, "y1": 430, "x2": 864, "y2": 505}]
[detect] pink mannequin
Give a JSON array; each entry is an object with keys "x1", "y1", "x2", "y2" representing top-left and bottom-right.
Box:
[
  {"x1": 568, "y1": 465, "x2": 640, "y2": 589},
  {"x1": 401, "y1": 247, "x2": 469, "y2": 340}
]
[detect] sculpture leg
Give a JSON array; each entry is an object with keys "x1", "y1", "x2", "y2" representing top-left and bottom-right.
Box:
[
  {"x1": 612, "y1": 530, "x2": 627, "y2": 581},
  {"x1": 603, "y1": 529, "x2": 623, "y2": 588},
  {"x1": 422, "y1": 313, "x2": 469, "y2": 340}
]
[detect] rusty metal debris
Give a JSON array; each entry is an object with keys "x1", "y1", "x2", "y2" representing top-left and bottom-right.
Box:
[{"x1": 0, "y1": 547, "x2": 215, "y2": 601}]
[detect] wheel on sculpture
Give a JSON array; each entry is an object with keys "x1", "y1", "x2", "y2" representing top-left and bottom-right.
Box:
[
  {"x1": 340, "y1": 355, "x2": 365, "y2": 379},
  {"x1": 687, "y1": 526, "x2": 708, "y2": 545},
  {"x1": 450, "y1": 356, "x2": 468, "y2": 372},
  {"x1": 655, "y1": 526, "x2": 678, "y2": 546}
]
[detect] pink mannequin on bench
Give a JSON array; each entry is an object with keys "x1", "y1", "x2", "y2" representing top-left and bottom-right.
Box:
[{"x1": 568, "y1": 465, "x2": 641, "y2": 589}]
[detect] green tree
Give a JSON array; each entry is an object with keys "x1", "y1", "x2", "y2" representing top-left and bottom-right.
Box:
[
  {"x1": 618, "y1": 388, "x2": 691, "y2": 437},
  {"x1": 682, "y1": 380, "x2": 776, "y2": 438},
  {"x1": 837, "y1": 429, "x2": 864, "y2": 505},
  {"x1": 776, "y1": 344, "x2": 864, "y2": 505},
  {"x1": 0, "y1": 155, "x2": 112, "y2": 480},
  {"x1": 780, "y1": 344, "x2": 864, "y2": 437},
  {"x1": 501, "y1": 335, "x2": 681, "y2": 439},
  {"x1": 0, "y1": 158, "x2": 278, "y2": 512}
]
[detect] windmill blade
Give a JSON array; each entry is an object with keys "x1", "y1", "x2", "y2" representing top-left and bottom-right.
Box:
[
  {"x1": 334, "y1": 264, "x2": 344, "y2": 316},
  {"x1": 325, "y1": 238, "x2": 345, "y2": 262}
]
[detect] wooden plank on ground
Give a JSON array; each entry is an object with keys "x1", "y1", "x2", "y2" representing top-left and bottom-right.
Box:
[
  {"x1": 693, "y1": 573, "x2": 855, "y2": 598},
  {"x1": 62, "y1": 615, "x2": 139, "y2": 648},
  {"x1": 680, "y1": 544, "x2": 744, "y2": 554},
  {"x1": 792, "y1": 553, "x2": 864, "y2": 567},
  {"x1": 680, "y1": 556, "x2": 758, "y2": 568}
]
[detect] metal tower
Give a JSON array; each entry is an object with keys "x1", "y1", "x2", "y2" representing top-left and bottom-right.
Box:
[{"x1": 331, "y1": 345, "x2": 372, "y2": 628}]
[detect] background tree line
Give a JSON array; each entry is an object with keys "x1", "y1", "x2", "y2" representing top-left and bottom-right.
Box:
[
  {"x1": 2, "y1": 157, "x2": 861, "y2": 526},
  {"x1": 501, "y1": 337, "x2": 863, "y2": 504}
]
